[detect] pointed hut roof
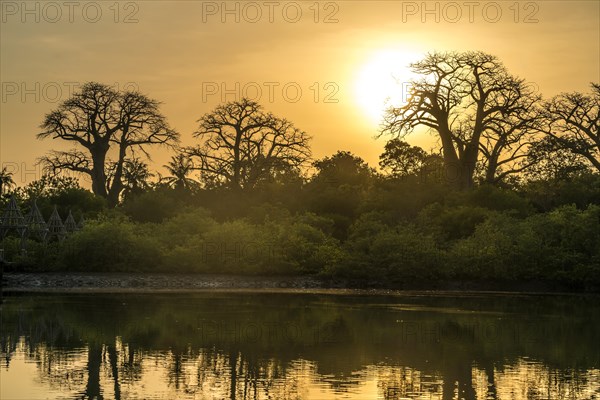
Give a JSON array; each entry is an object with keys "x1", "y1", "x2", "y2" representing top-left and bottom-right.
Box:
[
  {"x1": 24, "y1": 200, "x2": 48, "y2": 241},
  {"x1": 0, "y1": 195, "x2": 27, "y2": 239},
  {"x1": 47, "y1": 206, "x2": 66, "y2": 241},
  {"x1": 64, "y1": 210, "x2": 78, "y2": 233}
]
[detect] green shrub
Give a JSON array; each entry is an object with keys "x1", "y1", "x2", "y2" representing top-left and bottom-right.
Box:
[
  {"x1": 449, "y1": 213, "x2": 542, "y2": 280},
  {"x1": 60, "y1": 218, "x2": 161, "y2": 272},
  {"x1": 199, "y1": 220, "x2": 284, "y2": 274},
  {"x1": 455, "y1": 184, "x2": 534, "y2": 217},
  {"x1": 121, "y1": 189, "x2": 183, "y2": 223},
  {"x1": 329, "y1": 214, "x2": 446, "y2": 283},
  {"x1": 449, "y1": 205, "x2": 600, "y2": 285},
  {"x1": 418, "y1": 203, "x2": 494, "y2": 241},
  {"x1": 276, "y1": 218, "x2": 344, "y2": 274}
]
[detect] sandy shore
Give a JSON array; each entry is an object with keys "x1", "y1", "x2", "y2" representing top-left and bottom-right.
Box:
[
  {"x1": 1, "y1": 272, "x2": 330, "y2": 292},
  {"x1": 2, "y1": 272, "x2": 591, "y2": 296}
]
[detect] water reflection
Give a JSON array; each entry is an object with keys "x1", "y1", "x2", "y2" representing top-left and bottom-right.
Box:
[{"x1": 1, "y1": 292, "x2": 599, "y2": 399}]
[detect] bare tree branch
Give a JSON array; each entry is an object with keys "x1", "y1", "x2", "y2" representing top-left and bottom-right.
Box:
[
  {"x1": 186, "y1": 98, "x2": 311, "y2": 189},
  {"x1": 37, "y1": 82, "x2": 179, "y2": 206}
]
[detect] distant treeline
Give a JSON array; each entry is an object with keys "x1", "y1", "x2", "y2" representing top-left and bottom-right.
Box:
[{"x1": 1, "y1": 162, "x2": 599, "y2": 292}]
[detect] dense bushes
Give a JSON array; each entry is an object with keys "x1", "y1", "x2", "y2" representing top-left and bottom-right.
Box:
[
  {"x1": 334, "y1": 213, "x2": 445, "y2": 283},
  {"x1": 61, "y1": 217, "x2": 162, "y2": 272},
  {"x1": 2, "y1": 169, "x2": 599, "y2": 291},
  {"x1": 447, "y1": 205, "x2": 600, "y2": 287},
  {"x1": 9, "y1": 208, "x2": 342, "y2": 276},
  {"x1": 8, "y1": 200, "x2": 596, "y2": 291}
]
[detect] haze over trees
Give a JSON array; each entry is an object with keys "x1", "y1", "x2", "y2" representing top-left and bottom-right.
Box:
[
  {"x1": 2, "y1": 53, "x2": 599, "y2": 291},
  {"x1": 379, "y1": 138, "x2": 429, "y2": 178}
]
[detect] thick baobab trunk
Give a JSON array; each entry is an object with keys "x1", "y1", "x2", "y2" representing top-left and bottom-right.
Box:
[
  {"x1": 462, "y1": 149, "x2": 478, "y2": 190},
  {"x1": 439, "y1": 123, "x2": 475, "y2": 190},
  {"x1": 91, "y1": 152, "x2": 108, "y2": 198}
]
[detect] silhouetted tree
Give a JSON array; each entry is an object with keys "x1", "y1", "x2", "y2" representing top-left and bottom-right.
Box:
[
  {"x1": 525, "y1": 136, "x2": 590, "y2": 181},
  {"x1": 477, "y1": 83, "x2": 542, "y2": 184},
  {"x1": 312, "y1": 151, "x2": 374, "y2": 187},
  {"x1": 19, "y1": 174, "x2": 81, "y2": 200},
  {"x1": 186, "y1": 98, "x2": 311, "y2": 190},
  {"x1": 0, "y1": 167, "x2": 16, "y2": 196},
  {"x1": 162, "y1": 154, "x2": 198, "y2": 190},
  {"x1": 379, "y1": 139, "x2": 428, "y2": 178},
  {"x1": 37, "y1": 82, "x2": 179, "y2": 207},
  {"x1": 307, "y1": 151, "x2": 375, "y2": 238},
  {"x1": 120, "y1": 158, "x2": 154, "y2": 199},
  {"x1": 382, "y1": 51, "x2": 540, "y2": 189},
  {"x1": 540, "y1": 83, "x2": 600, "y2": 172}
]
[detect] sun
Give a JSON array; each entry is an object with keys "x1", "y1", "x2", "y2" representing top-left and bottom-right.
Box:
[{"x1": 353, "y1": 49, "x2": 420, "y2": 125}]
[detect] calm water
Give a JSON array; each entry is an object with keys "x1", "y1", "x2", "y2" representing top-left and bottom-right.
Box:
[{"x1": 1, "y1": 291, "x2": 599, "y2": 400}]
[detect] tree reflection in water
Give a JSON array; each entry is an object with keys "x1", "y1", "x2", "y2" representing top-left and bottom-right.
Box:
[{"x1": 1, "y1": 292, "x2": 599, "y2": 399}]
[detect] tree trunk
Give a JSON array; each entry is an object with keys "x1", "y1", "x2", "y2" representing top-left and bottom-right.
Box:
[
  {"x1": 438, "y1": 123, "x2": 468, "y2": 190},
  {"x1": 232, "y1": 143, "x2": 241, "y2": 190},
  {"x1": 106, "y1": 185, "x2": 123, "y2": 208},
  {"x1": 90, "y1": 151, "x2": 108, "y2": 198},
  {"x1": 485, "y1": 158, "x2": 499, "y2": 185},
  {"x1": 106, "y1": 144, "x2": 128, "y2": 207}
]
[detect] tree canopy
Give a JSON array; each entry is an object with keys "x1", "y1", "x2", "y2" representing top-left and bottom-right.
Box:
[
  {"x1": 38, "y1": 82, "x2": 179, "y2": 206},
  {"x1": 382, "y1": 51, "x2": 541, "y2": 189},
  {"x1": 186, "y1": 98, "x2": 311, "y2": 190}
]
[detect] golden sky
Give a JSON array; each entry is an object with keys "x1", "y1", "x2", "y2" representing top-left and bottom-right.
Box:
[{"x1": 1, "y1": 0, "x2": 599, "y2": 186}]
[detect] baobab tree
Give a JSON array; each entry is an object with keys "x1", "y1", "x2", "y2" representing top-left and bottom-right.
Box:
[
  {"x1": 477, "y1": 81, "x2": 542, "y2": 184},
  {"x1": 186, "y1": 98, "x2": 311, "y2": 189},
  {"x1": 37, "y1": 82, "x2": 179, "y2": 206},
  {"x1": 540, "y1": 83, "x2": 600, "y2": 172},
  {"x1": 381, "y1": 51, "x2": 540, "y2": 189}
]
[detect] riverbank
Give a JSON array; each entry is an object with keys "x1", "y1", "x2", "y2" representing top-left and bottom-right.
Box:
[
  {"x1": 1, "y1": 272, "x2": 594, "y2": 294},
  {"x1": 1, "y1": 273, "x2": 324, "y2": 292}
]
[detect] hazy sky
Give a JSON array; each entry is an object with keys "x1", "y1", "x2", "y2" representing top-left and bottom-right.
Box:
[{"x1": 1, "y1": 0, "x2": 598, "y2": 186}]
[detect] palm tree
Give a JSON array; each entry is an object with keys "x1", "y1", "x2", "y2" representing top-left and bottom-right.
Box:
[
  {"x1": 0, "y1": 167, "x2": 16, "y2": 196},
  {"x1": 120, "y1": 158, "x2": 154, "y2": 199},
  {"x1": 163, "y1": 154, "x2": 198, "y2": 190}
]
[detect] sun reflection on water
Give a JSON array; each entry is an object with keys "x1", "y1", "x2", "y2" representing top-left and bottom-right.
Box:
[
  {"x1": 1, "y1": 293, "x2": 599, "y2": 399},
  {"x1": 3, "y1": 337, "x2": 599, "y2": 400}
]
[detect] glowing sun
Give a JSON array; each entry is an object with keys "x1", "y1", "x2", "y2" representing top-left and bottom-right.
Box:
[{"x1": 354, "y1": 49, "x2": 420, "y2": 125}]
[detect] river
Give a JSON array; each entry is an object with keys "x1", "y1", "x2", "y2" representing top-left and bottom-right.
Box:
[{"x1": 1, "y1": 291, "x2": 599, "y2": 399}]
